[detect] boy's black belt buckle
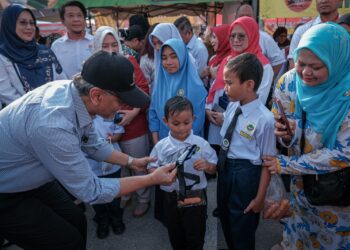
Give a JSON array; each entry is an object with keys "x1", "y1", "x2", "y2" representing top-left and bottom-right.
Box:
[{"x1": 175, "y1": 144, "x2": 200, "y2": 201}]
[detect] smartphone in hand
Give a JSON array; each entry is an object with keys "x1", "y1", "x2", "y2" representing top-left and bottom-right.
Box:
[{"x1": 274, "y1": 99, "x2": 292, "y2": 136}]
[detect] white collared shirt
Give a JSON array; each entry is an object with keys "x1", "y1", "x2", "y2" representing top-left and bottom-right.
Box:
[
  {"x1": 187, "y1": 35, "x2": 209, "y2": 74},
  {"x1": 51, "y1": 32, "x2": 94, "y2": 79},
  {"x1": 220, "y1": 99, "x2": 276, "y2": 165},
  {"x1": 259, "y1": 30, "x2": 286, "y2": 66},
  {"x1": 288, "y1": 16, "x2": 322, "y2": 60},
  {"x1": 148, "y1": 131, "x2": 218, "y2": 192}
]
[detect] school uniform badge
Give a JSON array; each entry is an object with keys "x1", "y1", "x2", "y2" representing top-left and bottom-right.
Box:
[
  {"x1": 222, "y1": 138, "x2": 230, "y2": 148},
  {"x1": 239, "y1": 121, "x2": 256, "y2": 140},
  {"x1": 177, "y1": 88, "x2": 185, "y2": 96}
]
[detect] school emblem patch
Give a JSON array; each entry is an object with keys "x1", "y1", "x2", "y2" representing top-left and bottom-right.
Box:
[
  {"x1": 222, "y1": 138, "x2": 229, "y2": 148},
  {"x1": 177, "y1": 88, "x2": 185, "y2": 96},
  {"x1": 246, "y1": 123, "x2": 255, "y2": 132}
]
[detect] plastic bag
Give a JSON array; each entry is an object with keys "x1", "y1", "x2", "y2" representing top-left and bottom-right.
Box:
[{"x1": 263, "y1": 174, "x2": 289, "y2": 219}]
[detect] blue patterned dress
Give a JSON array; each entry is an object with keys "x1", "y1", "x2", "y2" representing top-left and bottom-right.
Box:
[{"x1": 272, "y1": 71, "x2": 350, "y2": 250}]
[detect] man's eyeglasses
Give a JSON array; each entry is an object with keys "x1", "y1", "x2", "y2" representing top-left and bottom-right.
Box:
[{"x1": 229, "y1": 33, "x2": 246, "y2": 41}]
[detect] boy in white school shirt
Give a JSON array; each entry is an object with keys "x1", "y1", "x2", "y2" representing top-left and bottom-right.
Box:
[
  {"x1": 217, "y1": 53, "x2": 276, "y2": 250},
  {"x1": 148, "y1": 96, "x2": 217, "y2": 250}
]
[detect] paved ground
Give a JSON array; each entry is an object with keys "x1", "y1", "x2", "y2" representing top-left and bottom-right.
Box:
[{"x1": 3, "y1": 179, "x2": 283, "y2": 250}]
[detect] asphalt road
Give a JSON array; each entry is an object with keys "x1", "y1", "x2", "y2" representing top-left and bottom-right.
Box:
[{"x1": 3, "y1": 179, "x2": 283, "y2": 250}]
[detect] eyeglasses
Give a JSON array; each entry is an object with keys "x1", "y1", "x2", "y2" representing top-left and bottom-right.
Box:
[
  {"x1": 18, "y1": 20, "x2": 35, "y2": 27},
  {"x1": 229, "y1": 33, "x2": 246, "y2": 41}
]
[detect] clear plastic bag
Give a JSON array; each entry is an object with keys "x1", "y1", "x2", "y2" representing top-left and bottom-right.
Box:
[{"x1": 263, "y1": 174, "x2": 288, "y2": 219}]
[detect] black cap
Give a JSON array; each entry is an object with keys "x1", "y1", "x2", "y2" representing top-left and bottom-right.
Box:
[
  {"x1": 337, "y1": 13, "x2": 350, "y2": 26},
  {"x1": 81, "y1": 51, "x2": 149, "y2": 108},
  {"x1": 125, "y1": 25, "x2": 145, "y2": 41}
]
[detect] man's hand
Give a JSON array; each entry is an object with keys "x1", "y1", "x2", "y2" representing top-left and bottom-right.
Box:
[
  {"x1": 129, "y1": 157, "x2": 156, "y2": 172},
  {"x1": 263, "y1": 199, "x2": 292, "y2": 220},
  {"x1": 150, "y1": 163, "x2": 177, "y2": 186},
  {"x1": 262, "y1": 155, "x2": 279, "y2": 175}
]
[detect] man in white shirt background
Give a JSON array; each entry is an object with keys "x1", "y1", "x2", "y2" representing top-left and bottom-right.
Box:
[
  {"x1": 174, "y1": 16, "x2": 209, "y2": 75},
  {"x1": 51, "y1": 1, "x2": 94, "y2": 79},
  {"x1": 287, "y1": 0, "x2": 340, "y2": 69}
]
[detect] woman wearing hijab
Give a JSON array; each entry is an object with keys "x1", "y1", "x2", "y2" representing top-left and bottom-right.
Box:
[
  {"x1": 204, "y1": 24, "x2": 231, "y2": 153},
  {"x1": 149, "y1": 23, "x2": 184, "y2": 81},
  {"x1": 149, "y1": 23, "x2": 182, "y2": 58},
  {"x1": 212, "y1": 17, "x2": 273, "y2": 109},
  {"x1": 0, "y1": 4, "x2": 66, "y2": 108},
  {"x1": 93, "y1": 26, "x2": 151, "y2": 219},
  {"x1": 263, "y1": 23, "x2": 350, "y2": 250}
]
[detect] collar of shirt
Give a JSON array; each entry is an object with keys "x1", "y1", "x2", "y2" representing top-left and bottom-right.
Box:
[
  {"x1": 61, "y1": 31, "x2": 94, "y2": 42},
  {"x1": 168, "y1": 130, "x2": 194, "y2": 146},
  {"x1": 240, "y1": 98, "x2": 261, "y2": 119},
  {"x1": 314, "y1": 16, "x2": 322, "y2": 25},
  {"x1": 70, "y1": 82, "x2": 93, "y2": 128},
  {"x1": 186, "y1": 35, "x2": 197, "y2": 50}
]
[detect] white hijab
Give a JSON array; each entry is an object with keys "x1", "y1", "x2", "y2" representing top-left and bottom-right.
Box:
[{"x1": 93, "y1": 26, "x2": 123, "y2": 54}]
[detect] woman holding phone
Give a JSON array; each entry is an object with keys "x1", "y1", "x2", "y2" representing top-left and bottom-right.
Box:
[{"x1": 263, "y1": 23, "x2": 350, "y2": 250}]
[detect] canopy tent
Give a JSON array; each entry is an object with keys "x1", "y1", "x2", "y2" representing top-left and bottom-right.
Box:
[
  {"x1": 54, "y1": 0, "x2": 232, "y2": 10},
  {"x1": 53, "y1": 0, "x2": 237, "y2": 30},
  {"x1": 53, "y1": 0, "x2": 234, "y2": 20}
]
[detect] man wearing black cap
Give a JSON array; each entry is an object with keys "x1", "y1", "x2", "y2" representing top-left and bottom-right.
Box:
[{"x1": 0, "y1": 51, "x2": 177, "y2": 250}]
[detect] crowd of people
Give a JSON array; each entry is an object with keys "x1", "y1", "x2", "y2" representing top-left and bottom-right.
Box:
[{"x1": 0, "y1": 0, "x2": 349, "y2": 249}]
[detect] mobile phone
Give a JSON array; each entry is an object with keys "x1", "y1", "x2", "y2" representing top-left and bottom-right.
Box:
[
  {"x1": 176, "y1": 145, "x2": 198, "y2": 167},
  {"x1": 274, "y1": 99, "x2": 292, "y2": 136},
  {"x1": 113, "y1": 112, "x2": 123, "y2": 124}
]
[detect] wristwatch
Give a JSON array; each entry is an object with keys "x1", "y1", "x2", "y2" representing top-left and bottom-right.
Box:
[{"x1": 126, "y1": 155, "x2": 134, "y2": 167}]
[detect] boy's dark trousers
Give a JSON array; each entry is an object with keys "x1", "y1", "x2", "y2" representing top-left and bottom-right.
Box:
[
  {"x1": 0, "y1": 181, "x2": 87, "y2": 250},
  {"x1": 217, "y1": 159, "x2": 261, "y2": 250},
  {"x1": 163, "y1": 190, "x2": 207, "y2": 250},
  {"x1": 92, "y1": 170, "x2": 123, "y2": 226}
]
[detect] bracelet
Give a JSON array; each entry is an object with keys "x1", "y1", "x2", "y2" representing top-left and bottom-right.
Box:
[{"x1": 126, "y1": 156, "x2": 134, "y2": 168}]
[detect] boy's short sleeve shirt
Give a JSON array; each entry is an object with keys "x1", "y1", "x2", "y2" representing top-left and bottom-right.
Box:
[
  {"x1": 87, "y1": 116, "x2": 124, "y2": 176},
  {"x1": 148, "y1": 131, "x2": 218, "y2": 192},
  {"x1": 221, "y1": 99, "x2": 276, "y2": 165}
]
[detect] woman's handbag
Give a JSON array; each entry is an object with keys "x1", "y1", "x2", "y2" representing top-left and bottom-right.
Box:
[{"x1": 300, "y1": 111, "x2": 350, "y2": 206}]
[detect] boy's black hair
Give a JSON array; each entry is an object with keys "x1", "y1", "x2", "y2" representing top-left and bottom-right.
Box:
[
  {"x1": 164, "y1": 96, "x2": 193, "y2": 119},
  {"x1": 59, "y1": 1, "x2": 87, "y2": 20},
  {"x1": 224, "y1": 53, "x2": 263, "y2": 91}
]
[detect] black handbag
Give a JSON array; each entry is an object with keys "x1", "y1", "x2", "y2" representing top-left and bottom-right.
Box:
[{"x1": 300, "y1": 111, "x2": 350, "y2": 206}]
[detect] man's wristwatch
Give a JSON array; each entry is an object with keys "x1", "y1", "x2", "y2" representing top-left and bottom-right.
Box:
[{"x1": 126, "y1": 155, "x2": 134, "y2": 168}]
